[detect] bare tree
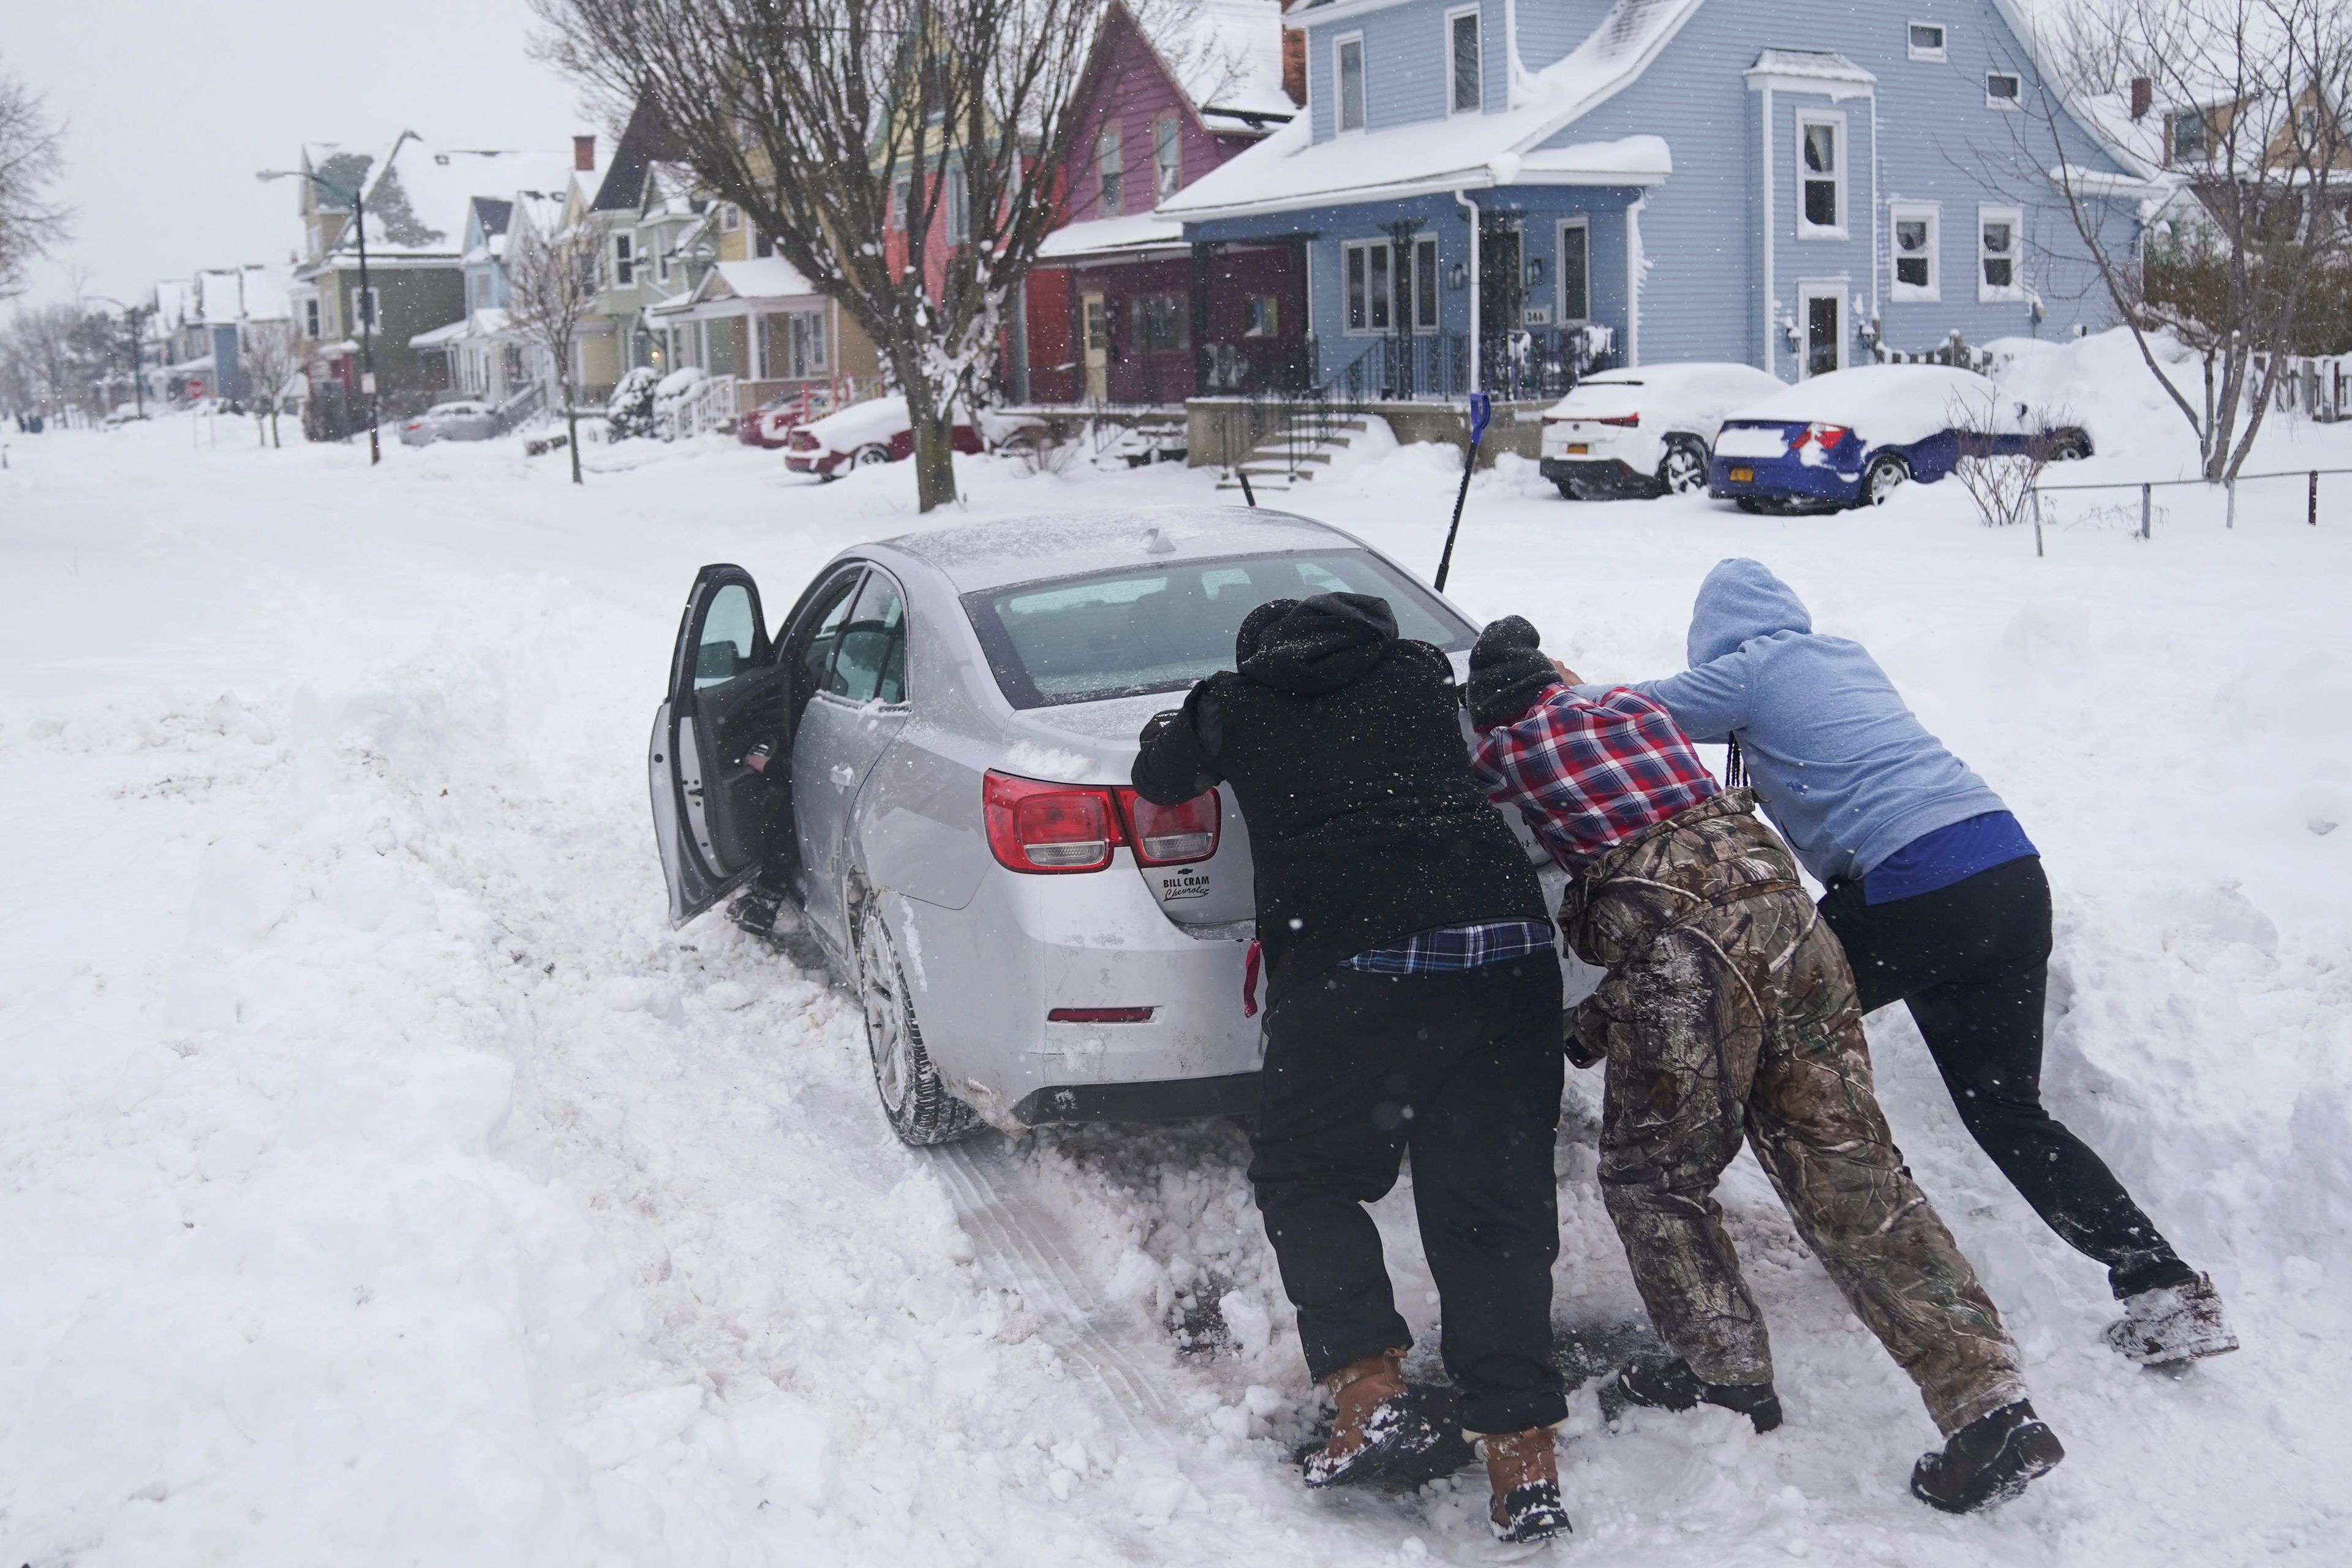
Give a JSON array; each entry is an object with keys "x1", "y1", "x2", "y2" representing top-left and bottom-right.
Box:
[
  {"x1": 532, "y1": 0, "x2": 1214, "y2": 511},
  {"x1": 0, "y1": 59, "x2": 68, "y2": 301},
  {"x1": 505, "y1": 221, "x2": 599, "y2": 485},
  {"x1": 241, "y1": 320, "x2": 304, "y2": 449},
  {"x1": 2025, "y1": 0, "x2": 2352, "y2": 482}
]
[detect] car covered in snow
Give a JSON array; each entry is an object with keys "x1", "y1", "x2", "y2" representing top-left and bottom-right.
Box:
[
  {"x1": 784, "y1": 397, "x2": 986, "y2": 478},
  {"x1": 648, "y1": 509, "x2": 1500, "y2": 1144},
  {"x1": 1538, "y1": 363, "x2": 1785, "y2": 499},
  {"x1": 737, "y1": 391, "x2": 824, "y2": 448},
  {"x1": 397, "y1": 400, "x2": 496, "y2": 446},
  {"x1": 1708, "y1": 364, "x2": 2091, "y2": 512}
]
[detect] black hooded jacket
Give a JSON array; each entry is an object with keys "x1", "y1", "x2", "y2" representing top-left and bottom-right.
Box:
[{"x1": 1132, "y1": 593, "x2": 1546, "y2": 993}]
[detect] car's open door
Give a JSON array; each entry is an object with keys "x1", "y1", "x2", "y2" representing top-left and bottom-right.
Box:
[{"x1": 648, "y1": 565, "x2": 792, "y2": 927}]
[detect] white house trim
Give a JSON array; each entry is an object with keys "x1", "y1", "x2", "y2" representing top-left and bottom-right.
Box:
[
  {"x1": 1759, "y1": 85, "x2": 1775, "y2": 374},
  {"x1": 1624, "y1": 195, "x2": 1645, "y2": 366}
]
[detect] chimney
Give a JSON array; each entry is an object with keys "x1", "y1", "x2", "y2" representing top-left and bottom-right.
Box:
[
  {"x1": 574, "y1": 134, "x2": 597, "y2": 171},
  {"x1": 1282, "y1": 27, "x2": 1306, "y2": 108},
  {"x1": 2130, "y1": 77, "x2": 2152, "y2": 121}
]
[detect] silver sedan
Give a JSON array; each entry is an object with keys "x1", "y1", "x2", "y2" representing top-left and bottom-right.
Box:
[
  {"x1": 647, "y1": 507, "x2": 1498, "y2": 1144},
  {"x1": 397, "y1": 400, "x2": 496, "y2": 445}
]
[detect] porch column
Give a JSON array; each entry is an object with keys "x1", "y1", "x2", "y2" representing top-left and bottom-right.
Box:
[{"x1": 1190, "y1": 241, "x2": 1213, "y2": 401}]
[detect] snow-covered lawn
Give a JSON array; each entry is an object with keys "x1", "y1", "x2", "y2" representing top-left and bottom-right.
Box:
[{"x1": 3, "y1": 379, "x2": 2349, "y2": 1566}]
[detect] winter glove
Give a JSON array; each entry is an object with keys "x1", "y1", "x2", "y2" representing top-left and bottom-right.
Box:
[
  {"x1": 1468, "y1": 616, "x2": 1563, "y2": 729},
  {"x1": 1131, "y1": 690, "x2": 1224, "y2": 803}
]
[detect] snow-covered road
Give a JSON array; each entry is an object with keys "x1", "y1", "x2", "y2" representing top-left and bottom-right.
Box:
[{"x1": 4, "y1": 379, "x2": 2349, "y2": 1564}]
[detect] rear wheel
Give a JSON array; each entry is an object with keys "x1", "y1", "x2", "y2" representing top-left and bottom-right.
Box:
[
  {"x1": 1553, "y1": 479, "x2": 1580, "y2": 501},
  {"x1": 1863, "y1": 453, "x2": 1911, "y2": 506},
  {"x1": 856, "y1": 904, "x2": 978, "y2": 1146},
  {"x1": 2045, "y1": 429, "x2": 2092, "y2": 462},
  {"x1": 853, "y1": 443, "x2": 890, "y2": 469},
  {"x1": 1735, "y1": 497, "x2": 1768, "y2": 514},
  {"x1": 1657, "y1": 437, "x2": 1709, "y2": 496}
]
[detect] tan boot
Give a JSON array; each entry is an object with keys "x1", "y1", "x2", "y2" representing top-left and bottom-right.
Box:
[
  {"x1": 1480, "y1": 1427, "x2": 1570, "y2": 1543},
  {"x1": 1301, "y1": 1349, "x2": 1439, "y2": 1488}
]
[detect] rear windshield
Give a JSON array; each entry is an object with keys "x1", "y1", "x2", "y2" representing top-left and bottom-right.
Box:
[{"x1": 963, "y1": 549, "x2": 1472, "y2": 709}]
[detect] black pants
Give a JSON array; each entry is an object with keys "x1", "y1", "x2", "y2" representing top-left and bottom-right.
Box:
[
  {"x1": 1248, "y1": 956, "x2": 1567, "y2": 1435},
  {"x1": 1819, "y1": 856, "x2": 2188, "y2": 1298}
]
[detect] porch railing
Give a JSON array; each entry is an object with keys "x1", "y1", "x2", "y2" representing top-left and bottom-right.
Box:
[{"x1": 1325, "y1": 326, "x2": 1617, "y2": 404}]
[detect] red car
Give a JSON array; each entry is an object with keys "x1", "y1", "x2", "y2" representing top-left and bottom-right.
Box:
[
  {"x1": 785, "y1": 398, "x2": 985, "y2": 478},
  {"x1": 737, "y1": 389, "x2": 835, "y2": 449}
]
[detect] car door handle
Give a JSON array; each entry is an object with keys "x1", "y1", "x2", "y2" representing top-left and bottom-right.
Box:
[{"x1": 829, "y1": 764, "x2": 857, "y2": 789}]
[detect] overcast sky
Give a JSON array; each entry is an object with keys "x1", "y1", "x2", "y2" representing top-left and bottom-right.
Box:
[{"x1": 7, "y1": 0, "x2": 591, "y2": 308}]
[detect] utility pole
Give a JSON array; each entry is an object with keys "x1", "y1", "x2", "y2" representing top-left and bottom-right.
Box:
[{"x1": 260, "y1": 136, "x2": 410, "y2": 464}]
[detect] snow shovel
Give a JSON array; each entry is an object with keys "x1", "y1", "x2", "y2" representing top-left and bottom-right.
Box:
[{"x1": 1433, "y1": 391, "x2": 1492, "y2": 592}]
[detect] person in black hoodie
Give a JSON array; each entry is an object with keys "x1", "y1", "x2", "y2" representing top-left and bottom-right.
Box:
[{"x1": 1133, "y1": 594, "x2": 1570, "y2": 1545}]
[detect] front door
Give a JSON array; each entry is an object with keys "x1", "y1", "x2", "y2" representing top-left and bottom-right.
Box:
[
  {"x1": 788, "y1": 568, "x2": 911, "y2": 952},
  {"x1": 1802, "y1": 286, "x2": 1845, "y2": 378},
  {"x1": 649, "y1": 565, "x2": 785, "y2": 927},
  {"x1": 1081, "y1": 293, "x2": 1109, "y2": 401},
  {"x1": 1478, "y1": 221, "x2": 1523, "y2": 392}
]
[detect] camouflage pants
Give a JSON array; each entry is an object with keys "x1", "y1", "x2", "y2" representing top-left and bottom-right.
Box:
[{"x1": 1561, "y1": 791, "x2": 2026, "y2": 1436}]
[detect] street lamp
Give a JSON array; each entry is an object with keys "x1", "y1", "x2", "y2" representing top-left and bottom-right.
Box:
[
  {"x1": 259, "y1": 138, "x2": 412, "y2": 465},
  {"x1": 85, "y1": 293, "x2": 149, "y2": 417}
]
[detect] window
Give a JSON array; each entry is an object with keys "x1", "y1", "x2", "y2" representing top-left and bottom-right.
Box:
[
  {"x1": 892, "y1": 174, "x2": 913, "y2": 231},
  {"x1": 1985, "y1": 71, "x2": 2022, "y2": 108},
  {"x1": 1335, "y1": 34, "x2": 1366, "y2": 134},
  {"x1": 303, "y1": 298, "x2": 321, "y2": 337},
  {"x1": 612, "y1": 233, "x2": 635, "y2": 285},
  {"x1": 349, "y1": 285, "x2": 382, "y2": 330},
  {"x1": 1411, "y1": 234, "x2": 1439, "y2": 330},
  {"x1": 1153, "y1": 118, "x2": 1182, "y2": 198},
  {"x1": 720, "y1": 203, "x2": 741, "y2": 233},
  {"x1": 1796, "y1": 111, "x2": 1845, "y2": 236},
  {"x1": 755, "y1": 229, "x2": 775, "y2": 258},
  {"x1": 827, "y1": 571, "x2": 908, "y2": 706},
  {"x1": 1448, "y1": 7, "x2": 1482, "y2": 115},
  {"x1": 469, "y1": 273, "x2": 489, "y2": 308},
  {"x1": 2169, "y1": 110, "x2": 2208, "y2": 161},
  {"x1": 1130, "y1": 294, "x2": 1189, "y2": 352},
  {"x1": 1978, "y1": 205, "x2": 2023, "y2": 300},
  {"x1": 657, "y1": 237, "x2": 673, "y2": 282},
  {"x1": 945, "y1": 172, "x2": 970, "y2": 245},
  {"x1": 1907, "y1": 21, "x2": 1946, "y2": 60},
  {"x1": 1243, "y1": 295, "x2": 1278, "y2": 337},
  {"x1": 1556, "y1": 219, "x2": 1589, "y2": 320},
  {"x1": 1890, "y1": 202, "x2": 1940, "y2": 298},
  {"x1": 1096, "y1": 127, "x2": 1123, "y2": 216},
  {"x1": 1342, "y1": 239, "x2": 1392, "y2": 333}
]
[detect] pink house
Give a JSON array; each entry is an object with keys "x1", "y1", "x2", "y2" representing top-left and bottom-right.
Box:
[{"x1": 1013, "y1": 0, "x2": 1306, "y2": 406}]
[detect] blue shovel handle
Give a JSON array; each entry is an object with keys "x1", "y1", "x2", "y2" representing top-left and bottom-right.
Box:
[{"x1": 1468, "y1": 391, "x2": 1493, "y2": 444}]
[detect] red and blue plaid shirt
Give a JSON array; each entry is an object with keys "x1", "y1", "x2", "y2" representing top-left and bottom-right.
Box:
[{"x1": 1471, "y1": 684, "x2": 1720, "y2": 872}]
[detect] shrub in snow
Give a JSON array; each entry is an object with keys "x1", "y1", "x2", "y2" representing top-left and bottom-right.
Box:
[{"x1": 605, "y1": 367, "x2": 660, "y2": 442}]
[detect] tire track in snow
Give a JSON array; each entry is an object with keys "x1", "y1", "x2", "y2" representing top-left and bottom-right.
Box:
[{"x1": 933, "y1": 1141, "x2": 1174, "y2": 1444}]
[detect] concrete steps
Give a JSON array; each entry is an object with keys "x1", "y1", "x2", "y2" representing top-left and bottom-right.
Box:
[{"x1": 1214, "y1": 415, "x2": 1374, "y2": 493}]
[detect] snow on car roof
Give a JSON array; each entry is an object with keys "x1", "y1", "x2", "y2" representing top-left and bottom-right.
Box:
[
  {"x1": 1726, "y1": 364, "x2": 2007, "y2": 443},
  {"x1": 884, "y1": 508, "x2": 1352, "y2": 592}
]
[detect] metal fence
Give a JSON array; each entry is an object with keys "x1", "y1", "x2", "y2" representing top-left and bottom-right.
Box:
[{"x1": 2030, "y1": 465, "x2": 2351, "y2": 540}]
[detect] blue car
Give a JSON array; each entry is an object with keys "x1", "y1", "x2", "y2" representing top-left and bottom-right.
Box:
[{"x1": 1709, "y1": 364, "x2": 2090, "y2": 513}]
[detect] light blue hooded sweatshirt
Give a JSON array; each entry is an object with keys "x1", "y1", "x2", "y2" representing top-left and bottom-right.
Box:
[{"x1": 1581, "y1": 559, "x2": 2011, "y2": 886}]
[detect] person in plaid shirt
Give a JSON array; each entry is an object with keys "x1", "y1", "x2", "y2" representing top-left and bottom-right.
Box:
[{"x1": 1468, "y1": 616, "x2": 2064, "y2": 1515}]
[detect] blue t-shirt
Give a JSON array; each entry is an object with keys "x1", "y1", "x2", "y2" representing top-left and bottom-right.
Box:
[{"x1": 1861, "y1": 810, "x2": 2038, "y2": 904}]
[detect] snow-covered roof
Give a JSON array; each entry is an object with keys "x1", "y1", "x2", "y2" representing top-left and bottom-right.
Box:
[
  {"x1": 1744, "y1": 50, "x2": 1876, "y2": 93},
  {"x1": 1162, "y1": 0, "x2": 1694, "y2": 220},
  {"x1": 1038, "y1": 211, "x2": 1190, "y2": 260},
  {"x1": 343, "y1": 140, "x2": 579, "y2": 260},
  {"x1": 647, "y1": 257, "x2": 824, "y2": 319},
  {"x1": 1169, "y1": 0, "x2": 1296, "y2": 126},
  {"x1": 409, "y1": 309, "x2": 511, "y2": 348}
]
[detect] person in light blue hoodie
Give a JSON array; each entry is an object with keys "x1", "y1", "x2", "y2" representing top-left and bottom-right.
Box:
[{"x1": 1585, "y1": 558, "x2": 2236, "y2": 1370}]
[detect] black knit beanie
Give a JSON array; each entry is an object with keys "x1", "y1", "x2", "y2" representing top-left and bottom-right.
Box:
[{"x1": 1468, "y1": 615, "x2": 1561, "y2": 728}]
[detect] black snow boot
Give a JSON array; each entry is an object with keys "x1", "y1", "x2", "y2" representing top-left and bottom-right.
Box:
[
  {"x1": 1602, "y1": 1358, "x2": 1783, "y2": 1434},
  {"x1": 1300, "y1": 1350, "x2": 1443, "y2": 1488},
  {"x1": 2106, "y1": 1273, "x2": 2239, "y2": 1369},
  {"x1": 1910, "y1": 1400, "x2": 2065, "y2": 1513}
]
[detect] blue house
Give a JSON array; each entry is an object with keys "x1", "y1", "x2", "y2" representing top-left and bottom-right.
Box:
[{"x1": 1159, "y1": 0, "x2": 2156, "y2": 397}]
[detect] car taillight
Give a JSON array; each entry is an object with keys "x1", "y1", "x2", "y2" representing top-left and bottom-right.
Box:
[
  {"x1": 788, "y1": 430, "x2": 818, "y2": 450},
  {"x1": 985, "y1": 771, "x2": 1122, "y2": 872},
  {"x1": 1792, "y1": 423, "x2": 1849, "y2": 450},
  {"x1": 1048, "y1": 1007, "x2": 1155, "y2": 1023},
  {"x1": 1594, "y1": 413, "x2": 1640, "y2": 428},
  {"x1": 1118, "y1": 788, "x2": 1219, "y2": 865}
]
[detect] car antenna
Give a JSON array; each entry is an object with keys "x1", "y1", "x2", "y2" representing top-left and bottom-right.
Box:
[
  {"x1": 1434, "y1": 392, "x2": 1492, "y2": 592},
  {"x1": 1142, "y1": 524, "x2": 1177, "y2": 555}
]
